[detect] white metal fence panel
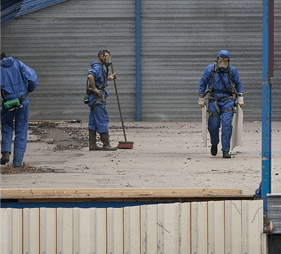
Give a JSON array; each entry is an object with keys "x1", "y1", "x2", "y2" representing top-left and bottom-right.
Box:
[
  {"x1": 1, "y1": 208, "x2": 22, "y2": 254},
  {"x1": 0, "y1": 201, "x2": 267, "y2": 253},
  {"x1": 124, "y1": 206, "x2": 141, "y2": 254},
  {"x1": 208, "y1": 201, "x2": 225, "y2": 254},
  {"x1": 40, "y1": 208, "x2": 56, "y2": 254},
  {"x1": 141, "y1": 204, "x2": 159, "y2": 253},
  {"x1": 57, "y1": 208, "x2": 73, "y2": 254},
  {"x1": 23, "y1": 208, "x2": 39, "y2": 254},
  {"x1": 241, "y1": 200, "x2": 264, "y2": 254},
  {"x1": 191, "y1": 202, "x2": 208, "y2": 254},
  {"x1": 0, "y1": 209, "x2": 9, "y2": 253},
  {"x1": 225, "y1": 201, "x2": 242, "y2": 253},
  {"x1": 107, "y1": 207, "x2": 124, "y2": 254}
]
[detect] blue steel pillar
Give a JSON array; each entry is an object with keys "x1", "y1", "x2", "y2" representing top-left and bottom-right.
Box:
[
  {"x1": 136, "y1": 0, "x2": 141, "y2": 121},
  {"x1": 261, "y1": 0, "x2": 274, "y2": 216}
]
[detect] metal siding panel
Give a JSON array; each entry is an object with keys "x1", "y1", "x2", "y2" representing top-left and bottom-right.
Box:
[
  {"x1": 157, "y1": 203, "x2": 191, "y2": 253},
  {"x1": 57, "y1": 208, "x2": 73, "y2": 254},
  {"x1": 1, "y1": 0, "x2": 136, "y2": 122},
  {"x1": 241, "y1": 200, "x2": 263, "y2": 254},
  {"x1": 3, "y1": 208, "x2": 23, "y2": 254},
  {"x1": 225, "y1": 200, "x2": 242, "y2": 253},
  {"x1": 1, "y1": 209, "x2": 8, "y2": 254},
  {"x1": 141, "y1": 204, "x2": 158, "y2": 253},
  {"x1": 208, "y1": 201, "x2": 224, "y2": 254},
  {"x1": 91, "y1": 208, "x2": 107, "y2": 253},
  {"x1": 23, "y1": 208, "x2": 39, "y2": 254},
  {"x1": 124, "y1": 206, "x2": 141, "y2": 254},
  {"x1": 72, "y1": 208, "x2": 107, "y2": 254},
  {"x1": 191, "y1": 202, "x2": 208, "y2": 254},
  {"x1": 40, "y1": 208, "x2": 57, "y2": 254},
  {"x1": 140, "y1": 0, "x2": 272, "y2": 121},
  {"x1": 107, "y1": 207, "x2": 124, "y2": 254},
  {"x1": 180, "y1": 203, "x2": 191, "y2": 254}
]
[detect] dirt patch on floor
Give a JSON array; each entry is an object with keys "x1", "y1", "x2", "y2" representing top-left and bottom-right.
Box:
[{"x1": 29, "y1": 121, "x2": 89, "y2": 151}]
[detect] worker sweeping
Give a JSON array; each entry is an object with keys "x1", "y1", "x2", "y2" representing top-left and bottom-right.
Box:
[
  {"x1": 1, "y1": 51, "x2": 38, "y2": 166},
  {"x1": 198, "y1": 50, "x2": 244, "y2": 158},
  {"x1": 87, "y1": 49, "x2": 117, "y2": 151}
]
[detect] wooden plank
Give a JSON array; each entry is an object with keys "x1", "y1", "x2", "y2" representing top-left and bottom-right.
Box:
[{"x1": 1, "y1": 188, "x2": 245, "y2": 200}]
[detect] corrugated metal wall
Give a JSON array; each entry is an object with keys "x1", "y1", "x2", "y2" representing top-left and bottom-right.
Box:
[
  {"x1": 1, "y1": 201, "x2": 266, "y2": 254},
  {"x1": 1, "y1": 0, "x2": 136, "y2": 122},
  {"x1": 141, "y1": 0, "x2": 264, "y2": 121},
  {"x1": 1, "y1": 0, "x2": 281, "y2": 121}
]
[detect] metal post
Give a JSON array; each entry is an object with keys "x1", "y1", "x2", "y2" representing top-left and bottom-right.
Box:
[
  {"x1": 136, "y1": 0, "x2": 141, "y2": 121},
  {"x1": 261, "y1": 0, "x2": 273, "y2": 216}
]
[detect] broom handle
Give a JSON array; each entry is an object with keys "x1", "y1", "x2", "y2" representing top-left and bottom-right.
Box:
[{"x1": 111, "y1": 64, "x2": 127, "y2": 142}]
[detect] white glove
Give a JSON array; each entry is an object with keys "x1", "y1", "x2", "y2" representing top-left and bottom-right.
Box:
[
  {"x1": 198, "y1": 97, "x2": 205, "y2": 107},
  {"x1": 109, "y1": 73, "x2": 117, "y2": 80},
  {"x1": 237, "y1": 96, "x2": 244, "y2": 107}
]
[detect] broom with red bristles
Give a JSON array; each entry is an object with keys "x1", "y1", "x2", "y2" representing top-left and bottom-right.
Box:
[{"x1": 111, "y1": 63, "x2": 134, "y2": 149}]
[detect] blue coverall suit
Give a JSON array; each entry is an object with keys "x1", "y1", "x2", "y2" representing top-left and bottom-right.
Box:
[
  {"x1": 88, "y1": 61, "x2": 109, "y2": 134},
  {"x1": 1, "y1": 57, "x2": 38, "y2": 166},
  {"x1": 198, "y1": 50, "x2": 244, "y2": 152}
]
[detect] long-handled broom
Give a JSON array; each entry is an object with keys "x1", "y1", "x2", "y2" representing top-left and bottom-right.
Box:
[{"x1": 111, "y1": 64, "x2": 134, "y2": 149}]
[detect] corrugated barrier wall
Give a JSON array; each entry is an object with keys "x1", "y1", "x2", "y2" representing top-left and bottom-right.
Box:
[{"x1": 1, "y1": 200, "x2": 267, "y2": 254}]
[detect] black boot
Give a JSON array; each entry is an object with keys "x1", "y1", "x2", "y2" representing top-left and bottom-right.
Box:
[
  {"x1": 223, "y1": 151, "x2": 231, "y2": 158},
  {"x1": 211, "y1": 145, "x2": 217, "y2": 156},
  {"x1": 89, "y1": 130, "x2": 102, "y2": 151},
  {"x1": 1, "y1": 152, "x2": 10, "y2": 165},
  {"x1": 100, "y1": 133, "x2": 117, "y2": 151}
]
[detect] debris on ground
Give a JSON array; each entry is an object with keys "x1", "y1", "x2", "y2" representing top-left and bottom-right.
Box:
[
  {"x1": 1, "y1": 163, "x2": 43, "y2": 174},
  {"x1": 29, "y1": 121, "x2": 90, "y2": 151}
]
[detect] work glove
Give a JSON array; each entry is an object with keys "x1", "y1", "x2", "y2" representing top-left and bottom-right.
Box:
[
  {"x1": 93, "y1": 88, "x2": 103, "y2": 97},
  {"x1": 109, "y1": 73, "x2": 117, "y2": 80},
  {"x1": 237, "y1": 95, "x2": 244, "y2": 107},
  {"x1": 198, "y1": 97, "x2": 205, "y2": 108}
]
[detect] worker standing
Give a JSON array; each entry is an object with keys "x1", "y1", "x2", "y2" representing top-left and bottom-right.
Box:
[
  {"x1": 198, "y1": 50, "x2": 244, "y2": 158},
  {"x1": 87, "y1": 50, "x2": 117, "y2": 151},
  {"x1": 1, "y1": 51, "x2": 38, "y2": 166}
]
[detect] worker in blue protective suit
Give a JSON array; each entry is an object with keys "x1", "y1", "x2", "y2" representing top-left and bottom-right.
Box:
[
  {"x1": 198, "y1": 50, "x2": 244, "y2": 158},
  {"x1": 87, "y1": 50, "x2": 117, "y2": 151},
  {"x1": 1, "y1": 51, "x2": 38, "y2": 166}
]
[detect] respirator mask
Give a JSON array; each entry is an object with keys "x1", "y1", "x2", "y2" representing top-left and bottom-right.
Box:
[{"x1": 217, "y1": 56, "x2": 229, "y2": 70}]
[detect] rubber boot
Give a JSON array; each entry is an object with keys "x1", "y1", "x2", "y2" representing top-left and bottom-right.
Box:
[
  {"x1": 223, "y1": 151, "x2": 231, "y2": 158},
  {"x1": 89, "y1": 130, "x2": 102, "y2": 151},
  {"x1": 1, "y1": 152, "x2": 10, "y2": 165},
  {"x1": 100, "y1": 133, "x2": 118, "y2": 151},
  {"x1": 211, "y1": 145, "x2": 217, "y2": 156}
]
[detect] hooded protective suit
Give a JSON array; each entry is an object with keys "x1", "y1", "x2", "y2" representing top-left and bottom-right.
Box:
[
  {"x1": 88, "y1": 61, "x2": 109, "y2": 133},
  {"x1": 198, "y1": 50, "x2": 244, "y2": 152},
  {"x1": 1, "y1": 56, "x2": 38, "y2": 166}
]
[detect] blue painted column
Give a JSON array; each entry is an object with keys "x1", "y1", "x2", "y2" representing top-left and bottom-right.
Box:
[
  {"x1": 136, "y1": 0, "x2": 141, "y2": 121},
  {"x1": 262, "y1": 0, "x2": 273, "y2": 216}
]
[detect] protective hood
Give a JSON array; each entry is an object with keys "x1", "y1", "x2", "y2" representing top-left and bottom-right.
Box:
[
  {"x1": 0, "y1": 56, "x2": 15, "y2": 68},
  {"x1": 217, "y1": 49, "x2": 230, "y2": 62},
  {"x1": 216, "y1": 50, "x2": 230, "y2": 62}
]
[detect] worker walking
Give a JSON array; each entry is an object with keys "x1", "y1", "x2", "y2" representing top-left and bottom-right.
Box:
[
  {"x1": 198, "y1": 50, "x2": 244, "y2": 158},
  {"x1": 87, "y1": 50, "x2": 117, "y2": 151},
  {"x1": 1, "y1": 51, "x2": 38, "y2": 166}
]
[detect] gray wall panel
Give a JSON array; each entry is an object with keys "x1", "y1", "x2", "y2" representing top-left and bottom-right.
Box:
[
  {"x1": 1, "y1": 0, "x2": 281, "y2": 121},
  {"x1": 1, "y1": 0, "x2": 136, "y2": 122},
  {"x1": 140, "y1": 0, "x2": 266, "y2": 121}
]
